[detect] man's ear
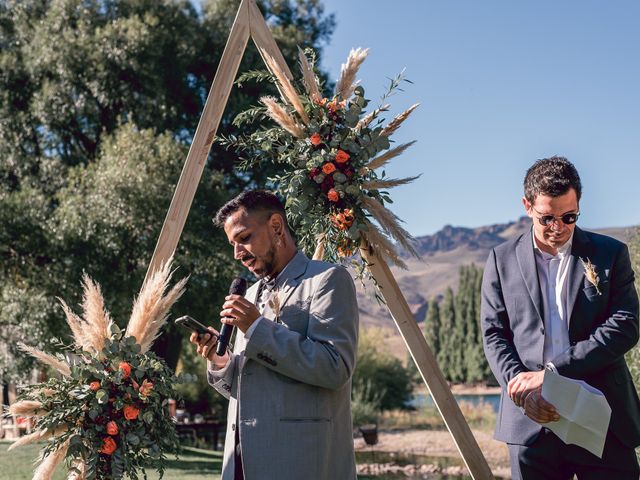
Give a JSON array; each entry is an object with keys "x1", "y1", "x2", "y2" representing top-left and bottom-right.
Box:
[
  {"x1": 522, "y1": 196, "x2": 533, "y2": 218},
  {"x1": 269, "y1": 212, "x2": 285, "y2": 235}
]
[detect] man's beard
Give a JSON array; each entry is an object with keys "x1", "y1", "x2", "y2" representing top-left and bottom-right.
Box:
[{"x1": 252, "y1": 244, "x2": 277, "y2": 278}]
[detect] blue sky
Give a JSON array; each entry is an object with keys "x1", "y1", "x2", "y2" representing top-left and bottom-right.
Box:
[{"x1": 317, "y1": 1, "x2": 640, "y2": 236}]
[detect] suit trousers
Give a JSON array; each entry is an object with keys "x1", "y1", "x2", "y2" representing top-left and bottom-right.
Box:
[{"x1": 508, "y1": 428, "x2": 639, "y2": 480}]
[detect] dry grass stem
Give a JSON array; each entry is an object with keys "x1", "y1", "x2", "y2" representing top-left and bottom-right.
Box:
[
  {"x1": 362, "y1": 175, "x2": 421, "y2": 191},
  {"x1": 260, "y1": 96, "x2": 305, "y2": 138},
  {"x1": 17, "y1": 343, "x2": 71, "y2": 377},
  {"x1": 58, "y1": 298, "x2": 94, "y2": 353},
  {"x1": 263, "y1": 54, "x2": 309, "y2": 124},
  {"x1": 361, "y1": 223, "x2": 407, "y2": 269},
  {"x1": 8, "y1": 425, "x2": 68, "y2": 451},
  {"x1": 67, "y1": 460, "x2": 86, "y2": 480},
  {"x1": 80, "y1": 275, "x2": 114, "y2": 354},
  {"x1": 312, "y1": 235, "x2": 326, "y2": 261},
  {"x1": 380, "y1": 103, "x2": 420, "y2": 137},
  {"x1": 125, "y1": 259, "x2": 187, "y2": 353},
  {"x1": 8, "y1": 400, "x2": 45, "y2": 417},
  {"x1": 335, "y1": 48, "x2": 369, "y2": 100},
  {"x1": 298, "y1": 47, "x2": 321, "y2": 102},
  {"x1": 366, "y1": 141, "x2": 416, "y2": 171},
  {"x1": 33, "y1": 439, "x2": 69, "y2": 480},
  {"x1": 362, "y1": 196, "x2": 417, "y2": 257},
  {"x1": 356, "y1": 104, "x2": 390, "y2": 131}
]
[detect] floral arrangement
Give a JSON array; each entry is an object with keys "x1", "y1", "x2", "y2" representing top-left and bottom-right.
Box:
[
  {"x1": 7, "y1": 261, "x2": 189, "y2": 480},
  {"x1": 226, "y1": 47, "x2": 421, "y2": 269}
]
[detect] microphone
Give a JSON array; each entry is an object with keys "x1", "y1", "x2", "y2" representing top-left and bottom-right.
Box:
[{"x1": 216, "y1": 277, "x2": 248, "y2": 356}]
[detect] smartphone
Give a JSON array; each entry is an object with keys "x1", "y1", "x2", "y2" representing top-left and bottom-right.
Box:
[{"x1": 175, "y1": 315, "x2": 211, "y2": 336}]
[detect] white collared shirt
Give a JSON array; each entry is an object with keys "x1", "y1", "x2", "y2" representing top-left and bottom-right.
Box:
[{"x1": 532, "y1": 228, "x2": 574, "y2": 364}]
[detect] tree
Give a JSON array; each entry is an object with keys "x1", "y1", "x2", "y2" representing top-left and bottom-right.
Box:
[
  {"x1": 437, "y1": 287, "x2": 456, "y2": 381},
  {"x1": 0, "y1": 0, "x2": 335, "y2": 380}
]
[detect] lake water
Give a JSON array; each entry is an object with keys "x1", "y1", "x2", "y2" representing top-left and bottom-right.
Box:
[{"x1": 410, "y1": 392, "x2": 501, "y2": 413}]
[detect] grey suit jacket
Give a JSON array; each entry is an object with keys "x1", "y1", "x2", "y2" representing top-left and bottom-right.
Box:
[
  {"x1": 207, "y1": 251, "x2": 359, "y2": 479},
  {"x1": 481, "y1": 227, "x2": 640, "y2": 447}
]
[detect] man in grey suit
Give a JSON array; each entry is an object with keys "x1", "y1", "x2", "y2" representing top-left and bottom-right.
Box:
[
  {"x1": 481, "y1": 157, "x2": 640, "y2": 479},
  {"x1": 191, "y1": 190, "x2": 358, "y2": 480}
]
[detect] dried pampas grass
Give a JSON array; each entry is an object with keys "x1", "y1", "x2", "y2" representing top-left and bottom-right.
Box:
[
  {"x1": 356, "y1": 104, "x2": 389, "y2": 131},
  {"x1": 380, "y1": 103, "x2": 420, "y2": 137},
  {"x1": 33, "y1": 439, "x2": 69, "y2": 480},
  {"x1": 312, "y1": 235, "x2": 326, "y2": 261},
  {"x1": 335, "y1": 48, "x2": 369, "y2": 100},
  {"x1": 366, "y1": 141, "x2": 416, "y2": 171},
  {"x1": 17, "y1": 343, "x2": 71, "y2": 377},
  {"x1": 361, "y1": 196, "x2": 417, "y2": 258},
  {"x1": 125, "y1": 258, "x2": 187, "y2": 354},
  {"x1": 260, "y1": 96, "x2": 305, "y2": 138},
  {"x1": 58, "y1": 298, "x2": 93, "y2": 354},
  {"x1": 8, "y1": 425, "x2": 67, "y2": 451},
  {"x1": 263, "y1": 54, "x2": 309, "y2": 124},
  {"x1": 80, "y1": 274, "x2": 114, "y2": 354},
  {"x1": 8, "y1": 400, "x2": 45, "y2": 417},
  {"x1": 298, "y1": 47, "x2": 321, "y2": 103},
  {"x1": 362, "y1": 175, "x2": 421, "y2": 191},
  {"x1": 361, "y1": 223, "x2": 407, "y2": 269}
]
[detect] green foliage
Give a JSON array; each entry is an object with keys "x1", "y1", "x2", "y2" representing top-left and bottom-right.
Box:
[
  {"x1": 352, "y1": 328, "x2": 414, "y2": 412},
  {"x1": 423, "y1": 297, "x2": 440, "y2": 356}
]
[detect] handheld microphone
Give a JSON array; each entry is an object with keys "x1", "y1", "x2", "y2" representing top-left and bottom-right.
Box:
[{"x1": 216, "y1": 277, "x2": 248, "y2": 356}]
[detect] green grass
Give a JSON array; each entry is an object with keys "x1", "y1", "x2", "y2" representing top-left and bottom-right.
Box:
[{"x1": 0, "y1": 441, "x2": 223, "y2": 480}]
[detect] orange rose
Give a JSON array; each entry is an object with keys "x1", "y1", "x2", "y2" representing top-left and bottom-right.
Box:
[
  {"x1": 123, "y1": 404, "x2": 140, "y2": 421},
  {"x1": 139, "y1": 379, "x2": 153, "y2": 397},
  {"x1": 327, "y1": 189, "x2": 340, "y2": 202},
  {"x1": 310, "y1": 133, "x2": 322, "y2": 146},
  {"x1": 101, "y1": 436, "x2": 117, "y2": 455},
  {"x1": 331, "y1": 209, "x2": 354, "y2": 230},
  {"x1": 118, "y1": 362, "x2": 131, "y2": 379},
  {"x1": 335, "y1": 150, "x2": 350, "y2": 164},
  {"x1": 322, "y1": 162, "x2": 336, "y2": 175},
  {"x1": 106, "y1": 421, "x2": 119, "y2": 436},
  {"x1": 89, "y1": 381, "x2": 101, "y2": 391}
]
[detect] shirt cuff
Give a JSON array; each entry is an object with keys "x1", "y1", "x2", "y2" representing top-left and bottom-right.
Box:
[{"x1": 244, "y1": 316, "x2": 263, "y2": 340}]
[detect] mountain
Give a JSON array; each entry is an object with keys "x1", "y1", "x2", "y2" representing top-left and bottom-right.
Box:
[{"x1": 356, "y1": 219, "x2": 637, "y2": 357}]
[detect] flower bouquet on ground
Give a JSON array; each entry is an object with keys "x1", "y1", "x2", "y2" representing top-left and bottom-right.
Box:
[
  {"x1": 225, "y1": 47, "x2": 421, "y2": 272},
  {"x1": 6, "y1": 261, "x2": 189, "y2": 480}
]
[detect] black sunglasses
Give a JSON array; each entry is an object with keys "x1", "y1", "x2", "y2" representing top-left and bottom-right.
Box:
[{"x1": 533, "y1": 208, "x2": 580, "y2": 227}]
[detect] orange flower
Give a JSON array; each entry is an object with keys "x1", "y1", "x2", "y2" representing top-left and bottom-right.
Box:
[
  {"x1": 327, "y1": 189, "x2": 340, "y2": 202},
  {"x1": 139, "y1": 379, "x2": 153, "y2": 397},
  {"x1": 322, "y1": 162, "x2": 336, "y2": 175},
  {"x1": 89, "y1": 381, "x2": 101, "y2": 391},
  {"x1": 327, "y1": 98, "x2": 346, "y2": 112},
  {"x1": 123, "y1": 405, "x2": 140, "y2": 421},
  {"x1": 310, "y1": 133, "x2": 322, "y2": 146},
  {"x1": 106, "y1": 421, "x2": 119, "y2": 436},
  {"x1": 335, "y1": 150, "x2": 350, "y2": 164},
  {"x1": 314, "y1": 97, "x2": 328, "y2": 106},
  {"x1": 118, "y1": 362, "x2": 131, "y2": 379},
  {"x1": 338, "y1": 244, "x2": 355, "y2": 257},
  {"x1": 331, "y1": 209, "x2": 355, "y2": 230},
  {"x1": 101, "y1": 437, "x2": 117, "y2": 455}
]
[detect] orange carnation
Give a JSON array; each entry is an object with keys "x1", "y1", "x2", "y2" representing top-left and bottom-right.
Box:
[
  {"x1": 89, "y1": 381, "x2": 101, "y2": 391},
  {"x1": 335, "y1": 150, "x2": 350, "y2": 164},
  {"x1": 118, "y1": 362, "x2": 131, "y2": 379},
  {"x1": 123, "y1": 405, "x2": 140, "y2": 421},
  {"x1": 101, "y1": 436, "x2": 117, "y2": 455},
  {"x1": 106, "y1": 421, "x2": 119, "y2": 435},
  {"x1": 310, "y1": 133, "x2": 322, "y2": 146},
  {"x1": 322, "y1": 162, "x2": 336, "y2": 175},
  {"x1": 327, "y1": 189, "x2": 340, "y2": 202}
]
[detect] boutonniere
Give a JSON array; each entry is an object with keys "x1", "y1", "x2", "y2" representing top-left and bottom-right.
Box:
[
  {"x1": 580, "y1": 257, "x2": 601, "y2": 295},
  {"x1": 268, "y1": 290, "x2": 282, "y2": 323}
]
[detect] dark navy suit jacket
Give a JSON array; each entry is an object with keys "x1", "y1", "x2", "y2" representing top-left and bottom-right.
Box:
[{"x1": 481, "y1": 226, "x2": 640, "y2": 447}]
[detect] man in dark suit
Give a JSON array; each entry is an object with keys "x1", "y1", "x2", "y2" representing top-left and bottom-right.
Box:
[{"x1": 481, "y1": 156, "x2": 640, "y2": 479}]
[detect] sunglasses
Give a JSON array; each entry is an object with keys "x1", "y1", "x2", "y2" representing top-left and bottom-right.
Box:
[{"x1": 532, "y1": 208, "x2": 580, "y2": 227}]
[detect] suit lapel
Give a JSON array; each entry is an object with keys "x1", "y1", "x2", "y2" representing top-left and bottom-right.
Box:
[
  {"x1": 516, "y1": 229, "x2": 544, "y2": 323},
  {"x1": 567, "y1": 227, "x2": 593, "y2": 331},
  {"x1": 276, "y1": 251, "x2": 309, "y2": 310}
]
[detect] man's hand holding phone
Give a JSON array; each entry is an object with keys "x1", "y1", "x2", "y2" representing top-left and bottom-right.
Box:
[{"x1": 176, "y1": 316, "x2": 229, "y2": 368}]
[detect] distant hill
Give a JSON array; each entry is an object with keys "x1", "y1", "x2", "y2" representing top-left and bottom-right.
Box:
[{"x1": 356, "y1": 219, "x2": 638, "y2": 357}]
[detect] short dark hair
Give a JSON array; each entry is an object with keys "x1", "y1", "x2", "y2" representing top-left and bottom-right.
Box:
[
  {"x1": 523, "y1": 156, "x2": 582, "y2": 204},
  {"x1": 213, "y1": 190, "x2": 289, "y2": 229}
]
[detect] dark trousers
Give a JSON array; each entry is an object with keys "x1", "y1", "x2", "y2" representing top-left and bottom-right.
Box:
[{"x1": 508, "y1": 428, "x2": 639, "y2": 480}]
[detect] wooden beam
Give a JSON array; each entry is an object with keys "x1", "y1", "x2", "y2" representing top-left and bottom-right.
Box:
[
  {"x1": 248, "y1": 0, "x2": 294, "y2": 79},
  {"x1": 143, "y1": 0, "x2": 251, "y2": 282},
  {"x1": 360, "y1": 247, "x2": 495, "y2": 480}
]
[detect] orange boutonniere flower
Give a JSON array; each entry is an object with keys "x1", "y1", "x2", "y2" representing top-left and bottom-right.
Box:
[
  {"x1": 101, "y1": 436, "x2": 117, "y2": 455},
  {"x1": 106, "y1": 421, "x2": 119, "y2": 436},
  {"x1": 322, "y1": 162, "x2": 336, "y2": 175},
  {"x1": 310, "y1": 133, "x2": 322, "y2": 146},
  {"x1": 123, "y1": 405, "x2": 140, "y2": 421},
  {"x1": 118, "y1": 362, "x2": 132, "y2": 379},
  {"x1": 335, "y1": 150, "x2": 350, "y2": 164},
  {"x1": 327, "y1": 189, "x2": 340, "y2": 202},
  {"x1": 89, "y1": 381, "x2": 101, "y2": 391}
]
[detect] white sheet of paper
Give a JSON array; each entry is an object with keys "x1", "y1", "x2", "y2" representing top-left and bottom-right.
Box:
[{"x1": 541, "y1": 370, "x2": 611, "y2": 458}]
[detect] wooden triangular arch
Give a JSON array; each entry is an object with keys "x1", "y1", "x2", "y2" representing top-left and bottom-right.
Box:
[{"x1": 144, "y1": 0, "x2": 493, "y2": 478}]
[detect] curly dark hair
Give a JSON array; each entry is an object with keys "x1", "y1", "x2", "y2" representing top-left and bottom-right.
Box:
[
  {"x1": 213, "y1": 190, "x2": 290, "y2": 231},
  {"x1": 523, "y1": 156, "x2": 582, "y2": 204}
]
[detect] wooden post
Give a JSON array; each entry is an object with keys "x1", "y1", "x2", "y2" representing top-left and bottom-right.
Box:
[
  {"x1": 361, "y1": 247, "x2": 494, "y2": 479},
  {"x1": 143, "y1": 0, "x2": 251, "y2": 283}
]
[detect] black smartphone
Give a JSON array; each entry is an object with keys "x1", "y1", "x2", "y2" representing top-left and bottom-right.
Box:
[{"x1": 175, "y1": 315, "x2": 210, "y2": 336}]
